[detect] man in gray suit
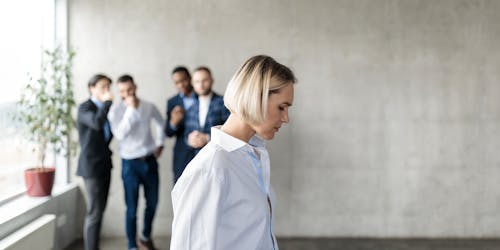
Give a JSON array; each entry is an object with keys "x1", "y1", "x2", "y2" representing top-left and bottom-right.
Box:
[{"x1": 76, "y1": 74, "x2": 114, "y2": 250}]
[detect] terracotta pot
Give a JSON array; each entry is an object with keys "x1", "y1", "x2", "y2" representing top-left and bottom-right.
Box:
[{"x1": 24, "y1": 167, "x2": 55, "y2": 197}]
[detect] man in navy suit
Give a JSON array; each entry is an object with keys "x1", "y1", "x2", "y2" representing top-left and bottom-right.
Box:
[
  {"x1": 165, "y1": 66, "x2": 196, "y2": 183},
  {"x1": 76, "y1": 74, "x2": 113, "y2": 250},
  {"x1": 185, "y1": 67, "x2": 230, "y2": 153}
]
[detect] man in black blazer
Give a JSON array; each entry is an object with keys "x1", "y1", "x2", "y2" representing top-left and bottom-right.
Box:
[
  {"x1": 76, "y1": 74, "x2": 113, "y2": 250},
  {"x1": 165, "y1": 66, "x2": 196, "y2": 183}
]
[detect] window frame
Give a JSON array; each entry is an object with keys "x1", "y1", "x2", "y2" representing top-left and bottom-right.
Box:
[{"x1": 0, "y1": 0, "x2": 71, "y2": 203}]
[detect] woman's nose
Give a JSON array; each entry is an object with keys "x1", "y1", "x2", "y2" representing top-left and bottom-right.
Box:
[{"x1": 282, "y1": 110, "x2": 289, "y2": 123}]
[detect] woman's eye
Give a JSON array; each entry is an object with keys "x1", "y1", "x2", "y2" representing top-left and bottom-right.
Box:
[{"x1": 279, "y1": 106, "x2": 285, "y2": 111}]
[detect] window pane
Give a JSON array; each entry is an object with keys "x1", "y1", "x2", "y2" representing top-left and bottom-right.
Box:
[{"x1": 0, "y1": 0, "x2": 54, "y2": 198}]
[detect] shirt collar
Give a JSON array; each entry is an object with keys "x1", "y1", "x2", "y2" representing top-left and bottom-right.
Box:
[
  {"x1": 211, "y1": 126, "x2": 266, "y2": 152},
  {"x1": 198, "y1": 92, "x2": 213, "y2": 103},
  {"x1": 90, "y1": 96, "x2": 103, "y2": 109},
  {"x1": 179, "y1": 92, "x2": 196, "y2": 99},
  {"x1": 249, "y1": 134, "x2": 266, "y2": 148}
]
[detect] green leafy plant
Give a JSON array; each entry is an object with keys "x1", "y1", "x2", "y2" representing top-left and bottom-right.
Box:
[{"x1": 15, "y1": 47, "x2": 77, "y2": 169}]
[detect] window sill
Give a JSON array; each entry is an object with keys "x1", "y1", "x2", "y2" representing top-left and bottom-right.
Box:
[{"x1": 0, "y1": 183, "x2": 78, "y2": 226}]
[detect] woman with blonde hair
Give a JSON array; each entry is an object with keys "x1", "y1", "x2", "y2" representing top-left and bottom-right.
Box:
[{"x1": 170, "y1": 55, "x2": 296, "y2": 250}]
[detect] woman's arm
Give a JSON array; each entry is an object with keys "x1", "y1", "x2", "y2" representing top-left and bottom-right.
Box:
[{"x1": 170, "y1": 170, "x2": 227, "y2": 250}]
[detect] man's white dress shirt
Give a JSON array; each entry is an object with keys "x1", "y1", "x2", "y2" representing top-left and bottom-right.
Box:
[
  {"x1": 170, "y1": 126, "x2": 278, "y2": 250},
  {"x1": 107, "y1": 98, "x2": 165, "y2": 159},
  {"x1": 198, "y1": 93, "x2": 212, "y2": 128}
]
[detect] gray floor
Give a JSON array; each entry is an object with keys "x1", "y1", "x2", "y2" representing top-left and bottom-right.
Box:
[{"x1": 65, "y1": 237, "x2": 500, "y2": 250}]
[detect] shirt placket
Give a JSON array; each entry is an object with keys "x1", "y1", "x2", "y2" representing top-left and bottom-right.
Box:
[{"x1": 248, "y1": 148, "x2": 276, "y2": 250}]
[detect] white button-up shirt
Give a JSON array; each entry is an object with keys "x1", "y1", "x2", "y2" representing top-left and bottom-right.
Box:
[
  {"x1": 107, "y1": 98, "x2": 165, "y2": 159},
  {"x1": 170, "y1": 126, "x2": 278, "y2": 250}
]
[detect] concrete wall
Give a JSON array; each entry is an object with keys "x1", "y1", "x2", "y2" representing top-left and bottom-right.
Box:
[{"x1": 69, "y1": 0, "x2": 500, "y2": 237}]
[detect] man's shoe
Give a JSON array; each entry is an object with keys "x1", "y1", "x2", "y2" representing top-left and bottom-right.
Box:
[{"x1": 138, "y1": 239, "x2": 157, "y2": 250}]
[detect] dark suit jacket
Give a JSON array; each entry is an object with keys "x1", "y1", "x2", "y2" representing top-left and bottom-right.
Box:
[
  {"x1": 165, "y1": 94, "x2": 195, "y2": 182},
  {"x1": 76, "y1": 99, "x2": 113, "y2": 178}
]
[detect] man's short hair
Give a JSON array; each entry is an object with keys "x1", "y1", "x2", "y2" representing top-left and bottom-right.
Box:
[
  {"x1": 224, "y1": 55, "x2": 296, "y2": 124},
  {"x1": 172, "y1": 66, "x2": 191, "y2": 79},
  {"x1": 193, "y1": 66, "x2": 212, "y2": 76},
  {"x1": 117, "y1": 74, "x2": 134, "y2": 84},
  {"x1": 88, "y1": 74, "x2": 111, "y2": 88}
]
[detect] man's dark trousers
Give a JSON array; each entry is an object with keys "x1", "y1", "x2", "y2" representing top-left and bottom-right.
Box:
[
  {"x1": 121, "y1": 155, "x2": 159, "y2": 250},
  {"x1": 83, "y1": 175, "x2": 111, "y2": 250}
]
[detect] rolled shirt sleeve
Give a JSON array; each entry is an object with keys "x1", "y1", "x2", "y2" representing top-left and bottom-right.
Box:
[{"x1": 151, "y1": 104, "x2": 165, "y2": 148}]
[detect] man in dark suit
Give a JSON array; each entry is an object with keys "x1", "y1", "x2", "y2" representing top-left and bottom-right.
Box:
[
  {"x1": 185, "y1": 66, "x2": 230, "y2": 153},
  {"x1": 165, "y1": 66, "x2": 196, "y2": 183},
  {"x1": 76, "y1": 74, "x2": 113, "y2": 250}
]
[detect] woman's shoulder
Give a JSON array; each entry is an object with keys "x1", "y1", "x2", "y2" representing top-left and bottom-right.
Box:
[{"x1": 183, "y1": 143, "x2": 235, "y2": 182}]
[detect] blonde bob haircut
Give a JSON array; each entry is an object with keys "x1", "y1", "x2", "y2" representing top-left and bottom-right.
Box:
[{"x1": 224, "y1": 55, "x2": 296, "y2": 124}]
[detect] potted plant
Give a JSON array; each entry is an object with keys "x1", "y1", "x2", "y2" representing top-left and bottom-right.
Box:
[{"x1": 15, "y1": 47, "x2": 76, "y2": 197}]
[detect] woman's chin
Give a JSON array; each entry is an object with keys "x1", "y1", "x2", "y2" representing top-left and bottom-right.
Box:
[{"x1": 257, "y1": 131, "x2": 276, "y2": 140}]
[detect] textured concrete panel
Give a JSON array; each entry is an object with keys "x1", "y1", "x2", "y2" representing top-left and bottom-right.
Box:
[{"x1": 69, "y1": 0, "x2": 500, "y2": 237}]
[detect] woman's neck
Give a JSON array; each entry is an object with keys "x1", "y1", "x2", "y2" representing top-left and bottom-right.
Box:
[{"x1": 220, "y1": 114, "x2": 255, "y2": 143}]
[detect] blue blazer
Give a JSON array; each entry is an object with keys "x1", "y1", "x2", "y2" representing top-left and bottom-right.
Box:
[
  {"x1": 184, "y1": 92, "x2": 230, "y2": 155},
  {"x1": 165, "y1": 92, "x2": 229, "y2": 182},
  {"x1": 165, "y1": 94, "x2": 193, "y2": 182}
]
